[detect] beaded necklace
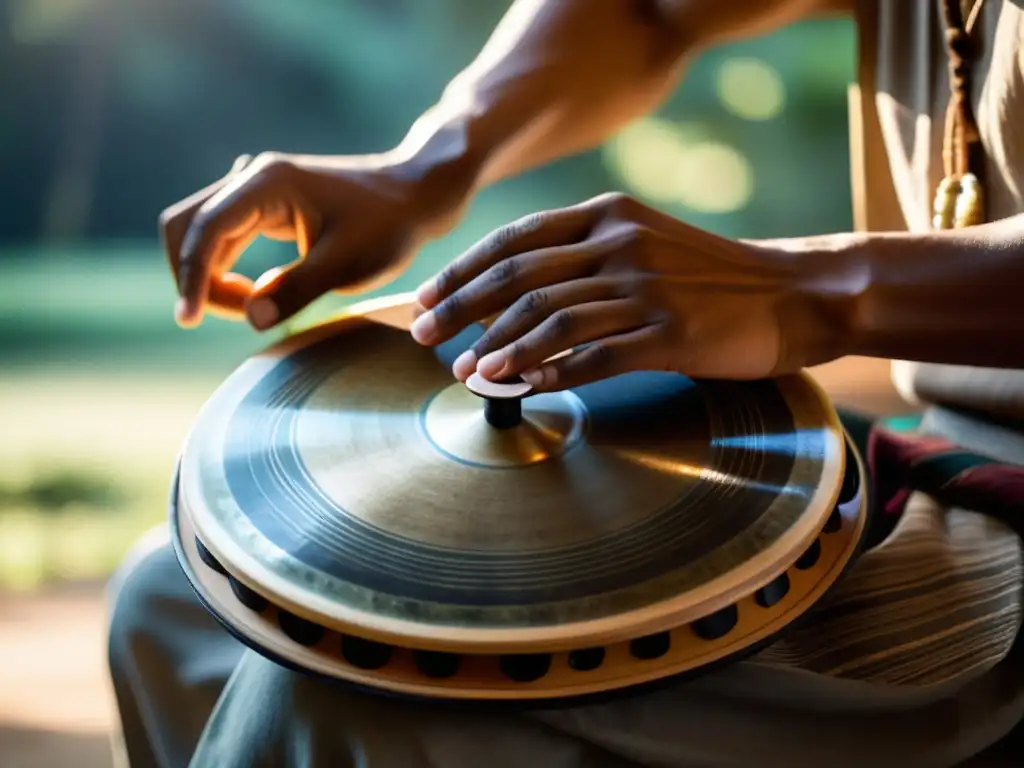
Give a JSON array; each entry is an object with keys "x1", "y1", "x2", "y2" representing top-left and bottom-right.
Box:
[{"x1": 932, "y1": 0, "x2": 987, "y2": 229}]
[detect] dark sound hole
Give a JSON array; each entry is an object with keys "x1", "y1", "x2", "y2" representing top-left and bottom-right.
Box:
[
  {"x1": 278, "y1": 610, "x2": 325, "y2": 647},
  {"x1": 568, "y1": 647, "x2": 605, "y2": 671},
  {"x1": 755, "y1": 572, "x2": 791, "y2": 608},
  {"x1": 823, "y1": 506, "x2": 842, "y2": 533},
  {"x1": 341, "y1": 636, "x2": 393, "y2": 670},
  {"x1": 195, "y1": 537, "x2": 228, "y2": 575},
  {"x1": 228, "y1": 576, "x2": 268, "y2": 613},
  {"x1": 630, "y1": 631, "x2": 671, "y2": 660},
  {"x1": 839, "y1": 440, "x2": 860, "y2": 504},
  {"x1": 499, "y1": 653, "x2": 552, "y2": 682},
  {"x1": 795, "y1": 538, "x2": 822, "y2": 570},
  {"x1": 413, "y1": 650, "x2": 462, "y2": 679},
  {"x1": 691, "y1": 604, "x2": 739, "y2": 641}
]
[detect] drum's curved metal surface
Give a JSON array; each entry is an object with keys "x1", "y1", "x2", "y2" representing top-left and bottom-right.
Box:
[
  {"x1": 177, "y1": 293, "x2": 846, "y2": 654},
  {"x1": 171, "y1": 433, "x2": 869, "y2": 702}
]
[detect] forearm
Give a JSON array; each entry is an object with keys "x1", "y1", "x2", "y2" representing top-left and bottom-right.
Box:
[
  {"x1": 391, "y1": 0, "x2": 689, "y2": 195},
  {"x1": 782, "y1": 216, "x2": 1024, "y2": 369},
  {"x1": 392, "y1": 0, "x2": 850, "y2": 200}
]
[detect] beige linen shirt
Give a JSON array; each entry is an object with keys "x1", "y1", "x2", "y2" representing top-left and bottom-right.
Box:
[{"x1": 850, "y1": 0, "x2": 1024, "y2": 421}]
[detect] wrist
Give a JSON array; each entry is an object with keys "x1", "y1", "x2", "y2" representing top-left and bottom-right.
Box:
[
  {"x1": 764, "y1": 220, "x2": 1024, "y2": 369},
  {"x1": 752, "y1": 232, "x2": 874, "y2": 368},
  {"x1": 388, "y1": 108, "x2": 492, "y2": 233}
]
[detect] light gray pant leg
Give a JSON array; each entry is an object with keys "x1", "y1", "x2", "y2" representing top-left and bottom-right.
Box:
[
  {"x1": 190, "y1": 653, "x2": 640, "y2": 768},
  {"x1": 107, "y1": 528, "x2": 633, "y2": 768},
  {"x1": 107, "y1": 526, "x2": 245, "y2": 768}
]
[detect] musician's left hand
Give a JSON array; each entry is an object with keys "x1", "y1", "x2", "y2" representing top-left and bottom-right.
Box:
[{"x1": 410, "y1": 193, "x2": 855, "y2": 391}]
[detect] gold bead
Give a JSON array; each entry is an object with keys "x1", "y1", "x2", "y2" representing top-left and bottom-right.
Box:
[
  {"x1": 932, "y1": 175, "x2": 960, "y2": 230},
  {"x1": 953, "y1": 172, "x2": 984, "y2": 228}
]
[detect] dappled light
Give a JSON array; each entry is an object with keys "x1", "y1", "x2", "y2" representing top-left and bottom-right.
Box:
[
  {"x1": 605, "y1": 118, "x2": 754, "y2": 213},
  {"x1": 716, "y1": 57, "x2": 786, "y2": 122}
]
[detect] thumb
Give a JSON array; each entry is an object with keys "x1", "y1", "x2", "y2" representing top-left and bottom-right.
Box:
[{"x1": 244, "y1": 231, "x2": 350, "y2": 330}]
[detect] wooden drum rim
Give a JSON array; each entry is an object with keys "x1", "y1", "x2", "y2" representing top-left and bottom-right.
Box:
[{"x1": 171, "y1": 437, "x2": 869, "y2": 702}]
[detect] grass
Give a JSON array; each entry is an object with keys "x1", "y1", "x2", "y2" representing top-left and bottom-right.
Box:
[
  {"x1": 0, "y1": 245, "x2": 373, "y2": 590},
  {"x1": 0, "y1": 245, "x2": 390, "y2": 590},
  {"x1": 0, "y1": 369, "x2": 224, "y2": 589}
]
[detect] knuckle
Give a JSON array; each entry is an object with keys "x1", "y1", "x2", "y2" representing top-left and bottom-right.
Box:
[
  {"x1": 627, "y1": 225, "x2": 655, "y2": 264},
  {"x1": 603, "y1": 223, "x2": 654, "y2": 268},
  {"x1": 432, "y1": 293, "x2": 462, "y2": 326},
  {"x1": 488, "y1": 257, "x2": 519, "y2": 287},
  {"x1": 489, "y1": 224, "x2": 515, "y2": 250},
  {"x1": 615, "y1": 222, "x2": 650, "y2": 250},
  {"x1": 471, "y1": 327, "x2": 500, "y2": 356},
  {"x1": 515, "y1": 289, "x2": 548, "y2": 317},
  {"x1": 489, "y1": 226, "x2": 514, "y2": 250},
  {"x1": 178, "y1": 217, "x2": 217, "y2": 283},
  {"x1": 593, "y1": 191, "x2": 637, "y2": 218},
  {"x1": 176, "y1": 257, "x2": 198, "y2": 293},
  {"x1": 618, "y1": 268, "x2": 651, "y2": 297},
  {"x1": 597, "y1": 191, "x2": 629, "y2": 207},
  {"x1": 434, "y1": 263, "x2": 458, "y2": 296},
  {"x1": 252, "y1": 150, "x2": 281, "y2": 167},
  {"x1": 504, "y1": 340, "x2": 526, "y2": 368},
  {"x1": 185, "y1": 211, "x2": 212, "y2": 249},
  {"x1": 157, "y1": 206, "x2": 177, "y2": 233},
  {"x1": 178, "y1": 250, "x2": 201, "y2": 285},
  {"x1": 515, "y1": 211, "x2": 546, "y2": 234},
  {"x1": 158, "y1": 202, "x2": 193, "y2": 246},
  {"x1": 490, "y1": 212, "x2": 545, "y2": 250},
  {"x1": 548, "y1": 308, "x2": 575, "y2": 339},
  {"x1": 622, "y1": 221, "x2": 648, "y2": 242},
  {"x1": 251, "y1": 151, "x2": 294, "y2": 181}
]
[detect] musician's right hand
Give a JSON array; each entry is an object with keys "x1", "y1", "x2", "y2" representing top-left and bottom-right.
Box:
[{"x1": 159, "y1": 151, "x2": 470, "y2": 330}]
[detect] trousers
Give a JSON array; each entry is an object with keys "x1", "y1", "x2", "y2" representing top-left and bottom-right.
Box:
[{"x1": 106, "y1": 407, "x2": 1024, "y2": 767}]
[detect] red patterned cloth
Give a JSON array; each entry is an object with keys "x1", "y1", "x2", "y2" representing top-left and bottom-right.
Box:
[{"x1": 868, "y1": 425, "x2": 1024, "y2": 530}]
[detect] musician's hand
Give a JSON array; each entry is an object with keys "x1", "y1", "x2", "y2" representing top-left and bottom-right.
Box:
[
  {"x1": 160, "y1": 152, "x2": 467, "y2": 330},
  {"x1": 410, "y1": 193, "x2": 853, "y2": 390}
]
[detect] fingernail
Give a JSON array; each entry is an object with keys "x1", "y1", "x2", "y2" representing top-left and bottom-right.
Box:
[
  {"x1": 410, "y1": 311, "x2": 436, "y2": 344},
  {"x1": 477, "y1": 350, "x2": 507, "y2": 379},
  {"x1": 416, "y1": 279, "x2": 438, "y2": 308},
  {"x1": 521, "y1": 368, "x2": 544, "y2": 387},
  {"x1": 452, "y1": 350, "x2": 477, "y2": 380},
  {"x1": 174, "y1": 297, "x2": 199, "y2": 328},
  {"x1": 247, "y1": 296, "x2": 279, "y2": 331},
  {"x1": 253, "y1": 267, "x2": 285, "y2": 293}
]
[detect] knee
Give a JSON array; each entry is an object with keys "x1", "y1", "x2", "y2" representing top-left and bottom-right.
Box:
[
  {"x1": 233, "y1": 654, "x2": 383, "y2": 724},
  {"x1": 193, "y1": 655, "x2": 447, "y2": 767},
  {"x1": 107, "y1": 524, "x2": 173, "y2": 608},
  {"x1": 106, "y1": 526, "x2": 181, "y2": 668}
]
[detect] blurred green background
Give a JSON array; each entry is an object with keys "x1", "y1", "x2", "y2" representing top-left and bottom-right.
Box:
[{"x1": 0, "y1": 0, "x2": 856, "y2": 589}]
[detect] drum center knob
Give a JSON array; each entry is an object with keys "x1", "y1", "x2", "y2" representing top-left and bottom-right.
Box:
[
  {"x1": 420, "y1": 376, "x2": 586, "y2": 468},
  {"x1": 465, "y1": 372, "x2": 533, "y2": 430}
]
